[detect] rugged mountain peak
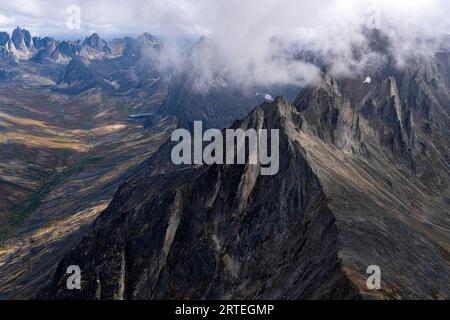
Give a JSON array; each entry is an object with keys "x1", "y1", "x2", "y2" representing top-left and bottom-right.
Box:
[
  {"x1": 37, "y1": 52, "x2": 450, "y2": 299},
  {"x1": 32, "y1": 38, "x2": 79, "y2": 64},
  {"x1": 190, "y1": 37, "x2": 221, "y2": 65},
  {"x1": 6, "y1": 27, "x2": 36, "y2": 60},
  {"x1": 123, "y1": 32, "x2": 161, "y2": 61},
  {"x1": 32, "y1": 36, "x2": 56, "y2": 49},
  {"x1": 83, "y1": 33, "x2": 101, "y2": 47},
  {"x1": 42, "y1": 96, "x2": 360, "y2": 300},
  {"x1": 228, "y1": 96, "x2": 299, "y2": 145},
  {"x1": 249, "y1": 96, "x2": 301, "y2": 131},
  {"x1": 52, "y1": 40, "x2": 79, "y2": 60},
  {"x1": 53, "y1": 31, "x2": 165, "y2": 95},
  {"x1": 137, "y1": 32, "x2": 160, "y2": 47},
  {"x1": 80, "y1": 33, "x2": 111, "y2": 59},
  {"x1": 294, "y1": 74, "x2": 342, "y2": 111},
  {"x1": 11, "y1": 27, "x2": 33, "y2": 51},
  {"x1": 0, "y1": 47, "x2": 12, "y2": 62},
  {"x1": 290, "y1": 61, "x2": 450, "y2": 174},
  {"x1": 292, "y1": 74, "x2": 352, "y2": 147},
  {"x1": 0, "y1": 32, "x2": 10, "y2": 46},
  {"x1": 83, "y1": 33, "x2": 110, "y2": 52},
  {"x1": 0, "y1": 28, "x2": 81, "y2": 64}
]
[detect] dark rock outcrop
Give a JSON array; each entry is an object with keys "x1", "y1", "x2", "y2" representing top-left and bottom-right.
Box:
[
  {"x1": 42, "y1": 97, "x2": 361, "y2": 299},
  {"x1": 0, "y1": 32, "x2": 10, "y2": 46},
  {"x1": 41, "y1": 54, "x2": 450, "y2": 298},
  {"x1": 11, "y1": 27, "x2": 33, "y2": 51}
]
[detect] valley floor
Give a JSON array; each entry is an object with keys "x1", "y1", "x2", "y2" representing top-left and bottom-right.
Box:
[{"x1": 0, "y1": 83, "x2": 173, "y2": 298}]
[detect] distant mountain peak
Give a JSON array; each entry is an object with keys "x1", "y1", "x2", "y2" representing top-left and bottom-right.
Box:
[
  {"x1": 0, "y1": 32, "x2": 10, "y2": 46},
  {"x1": 11, "y1": 27, "x2": 33, "y2": 49},
  {"x1": 83, "y1": 33, "x2": 103, "y2": 47},
  {"x1": 79, "y1": 33, "x2": 111, "y2": 59},
  {"x1": 138, "y1": 32, "x2": 158, "y2": 43}
]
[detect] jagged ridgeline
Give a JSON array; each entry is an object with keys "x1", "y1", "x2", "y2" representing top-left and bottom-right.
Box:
[
  {"x1": 42, "y1": 48, "x2": 449, "y2": 299},
  {"x1": 0, "y1": 26, "x2": 448, "y2": 300}
]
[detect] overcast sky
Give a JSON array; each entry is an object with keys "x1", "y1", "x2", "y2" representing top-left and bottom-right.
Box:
[
  {"x1": 0, "y1": 0, "x2": 448, "y2": 38},
  {"x1": 1, "y1": 0, "x2": 448, "y2": 87}
]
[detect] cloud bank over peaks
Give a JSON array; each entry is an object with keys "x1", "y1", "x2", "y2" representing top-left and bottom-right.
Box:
[
  {"x1": 0, "y1": 0, "x2": 449, "y2": 89},
  {"x1": 158, "y1": 0, "x2": 450, "y2": 88}
]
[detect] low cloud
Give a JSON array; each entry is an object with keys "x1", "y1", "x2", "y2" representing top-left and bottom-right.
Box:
[{"x1": 0, "y1": 0, "x2": 449, "y2": 87}]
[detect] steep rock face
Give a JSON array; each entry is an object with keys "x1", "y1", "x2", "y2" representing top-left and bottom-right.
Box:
[
  {"x1": 53, "y1": 41, "x2": 80, "y2": 58},
  {"x1": 42, "y1": 98, "x2": 359, "y2": 300},
  {"x1": 8, "y1": 27, "x2": 35, "y2": 60},
  {"x1": 0, "y1": 32, "x2": 10, "y2": 46},
  {"x1": 31, "y1": 38, "x2": 57, "y2": 63},
  {"x1": 296, "y1": 54, "x2": 450, "y2": 177},
  {"x1": 294, "y1": 75, "x2": 352, "y2": 147},
  {"x1": 0, "y1": 28, "x2": 133, "y2": 67},
  {"x1": 42, "y1": 55, "x2": 449, "y2": 300},
  {"x1": 54, "y1": 33, "x2": 163, "y2": 95},
  {"x1": 11, "y1": 27, "x2": 33, "y2": 51},
  {"x1": 33, "y1": 37, "x2": 55, "y2": 50},
  {"x1": 292, "y1": 60, "x2": 450, "y2": 298},
  {"x1": 32, "y1": 38, "x2": 79, "y2": 64},
  {"x1": 79, "y1": 33, "x2": 111, "y2": 59},
  {"x1": 0, "y1": 28, "x2": 82, "y2": 66},
  {"x1": 55, "y1": 57, "x2": 97, "y2": 94},
  {"x1": 0, "y1": 47, "x2": 11, "y2": 61}
]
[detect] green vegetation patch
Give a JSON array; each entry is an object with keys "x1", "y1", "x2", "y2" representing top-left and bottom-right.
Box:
[{"x1": 0, "y1": 154, "x2": 102, "y2": 247}]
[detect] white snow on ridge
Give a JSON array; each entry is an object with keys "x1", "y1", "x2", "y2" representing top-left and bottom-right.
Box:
[{"x1": 255, "y1": 93, "x2": 274, "y2": 101}]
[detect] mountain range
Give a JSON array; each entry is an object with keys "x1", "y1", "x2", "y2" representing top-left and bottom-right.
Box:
[
  {"x1": 42, "y1": 58, "x2": 450, "y2": 299},
  {"x1": 0, "y1": 27, "x2": 448, "y2": 300}
]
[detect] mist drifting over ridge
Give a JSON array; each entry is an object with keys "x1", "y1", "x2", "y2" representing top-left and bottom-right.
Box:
[
  {"x1": 0, "y1": 0, "x2": 449, "y2": 89},
  {"x1": 0, "y1": 0, "x2": 450, "y2": 303}
]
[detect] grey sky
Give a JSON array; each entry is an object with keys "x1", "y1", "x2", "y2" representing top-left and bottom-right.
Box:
[
  {"x1": 1, "y1": 0, "x2": 448, "y2": 86},
  {"x1": 0, "y1": 0, "x2": 447, "y2": 38}
]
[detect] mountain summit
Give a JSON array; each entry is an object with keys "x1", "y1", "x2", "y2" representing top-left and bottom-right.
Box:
[{"x1": 42, "y1": 52, "x2": 450, "y2": 298}]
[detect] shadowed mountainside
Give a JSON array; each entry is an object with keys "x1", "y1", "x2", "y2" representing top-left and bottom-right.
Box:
[
  {"x1": 42, "y1": 52, "x2": 449, "y2": 299},
  {"x1": 0, "y1": 26, "x2": 448, "y2": 300}
]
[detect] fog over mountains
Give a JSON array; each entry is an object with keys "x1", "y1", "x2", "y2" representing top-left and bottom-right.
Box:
[
  {"x1": 2, "y1": 1, "x2": 450, "y2": 86},
  {"x1": 0, "y1": 26, "x2": 303, "y2": 127}
]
